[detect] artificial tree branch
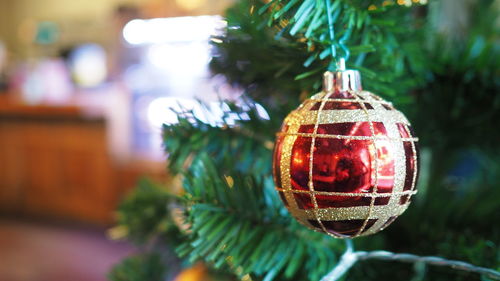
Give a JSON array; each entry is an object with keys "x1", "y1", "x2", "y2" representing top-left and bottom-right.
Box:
[{"x1": 321, "y1": 240, "x2": 500, "y2": 281}]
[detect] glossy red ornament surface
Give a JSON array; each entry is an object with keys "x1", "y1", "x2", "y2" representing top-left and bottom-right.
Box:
[
  {"x1": 273, "y1": 90, "x2": 419, "y2": 237},
  {"x1": 289, "y1": 121, "x2": 395, "y2": 209}
]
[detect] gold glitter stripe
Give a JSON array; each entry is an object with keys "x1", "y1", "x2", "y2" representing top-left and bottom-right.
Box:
[
  {"x1": 277, "y1": 132, "x2": 418, "y2": 142},
  {"x1": 280, "y1": 98, "x2": 323, "y2": 230},
  {"x1": 360, "y1": 98, "x2": 408, "y2": 236},
  {"x1": 297, "y1": 109, "x2": 410, "y2": 125},
  {"x1": 308, "y1": 91, "x2": 341, "y2": 238},
  {"x1": 307, "y1": 98, "x2": 393, "y2": 105},
  {"x1": 279, "y1": 103, "x2": 313, "y2": 220},
  {"x1": 276, "y1": 188, "x2": 418, "y2": 197},
  {"x1": 353, "y1": 91, "x2": 379, "y2": 237},
  {"x1": 300, "y1": 203, "x2": 411, "y2": 221}
]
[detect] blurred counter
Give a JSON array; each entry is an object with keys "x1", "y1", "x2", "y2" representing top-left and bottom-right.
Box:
[
  {"x1": 0, "y1": 100, "x2": 92, "y2": 120},
  {"x1": 0, "y1": 95, "x2": 167, "y2": 225}
]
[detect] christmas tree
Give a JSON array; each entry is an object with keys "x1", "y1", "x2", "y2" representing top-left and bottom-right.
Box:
[{"x1": 109, "y1": 0, "x2": 499, "y2": 280}]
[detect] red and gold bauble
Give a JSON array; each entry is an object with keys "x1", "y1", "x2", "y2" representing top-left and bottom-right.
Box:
[{"x1": 273, "y1": 65, "x2": 419, "y2": 238}]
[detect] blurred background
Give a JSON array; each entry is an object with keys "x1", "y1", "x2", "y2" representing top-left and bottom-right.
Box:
[
  {"x1": 0, "y1": 0, "x2": 499, "y2": 280},
  {"x1": 0, "y1": 0, "x2": 236, "y2": 280}
]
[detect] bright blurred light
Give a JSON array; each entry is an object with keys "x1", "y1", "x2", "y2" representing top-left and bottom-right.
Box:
[
  {"x1": 176, "y1": 0, "x2": 206, "y2": 10},
  {"x1": 255, "y1": 103, "x2": 271, "y2": 120},
  {"x1": 147, "y1": 42, "x2": 210, "y2": 74},
  {"x1": 123, "y1": 16, "x2": 226, "y2": 45},
  {"x1": 147, "y1": 97, "x2": 198, "y2": 128},
  {"x1": 147, "y1": 97, "x2": 270, "y2": 129},
  {"x1": 69, "y1": 44, "x2": 107, "y2": 87}
]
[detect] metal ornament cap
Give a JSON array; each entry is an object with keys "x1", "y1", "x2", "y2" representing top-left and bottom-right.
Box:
[{"x1": 323, "y1": 59, "x2": 362, "y2": 93}]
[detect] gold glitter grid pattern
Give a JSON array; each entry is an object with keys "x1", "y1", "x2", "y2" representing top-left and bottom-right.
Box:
[{"x1": 276, "y1": 90, "x2": 419, "y2": 238}]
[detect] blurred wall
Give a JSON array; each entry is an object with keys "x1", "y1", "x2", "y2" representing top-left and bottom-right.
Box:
[{"x1": 0, "y1": 0, "x2": 234, "y2": 59}]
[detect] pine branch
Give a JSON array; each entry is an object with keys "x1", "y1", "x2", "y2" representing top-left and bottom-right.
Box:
[
  {"x1": 112, "y1": 178, "x2": 176, "y2": 244},
  {"x1": 108, "y1": 253, "x2": 167, "y2": 281},
  {"x1": 212, "y1": 0, "x2": 427, "y2": 101},
  {"x1": 162, "y1": 104, "x2": 274, "y2": 175},
  {"x1": 176, "y1": 155, "x2": 343, "y2": 281},
  {"x1": 261, "y1": 0, "x2": 426, "y2": 70}
]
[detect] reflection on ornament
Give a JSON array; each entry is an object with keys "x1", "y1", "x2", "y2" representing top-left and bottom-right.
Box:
[{"x1": 273, "y1": 66, "x2": 419, "y2": 238}]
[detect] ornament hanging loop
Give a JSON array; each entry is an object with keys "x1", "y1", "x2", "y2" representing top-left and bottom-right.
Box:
[
  {"x1": 323, "y1": 58, "x2": 362, "y2": 93},
  {"x1": 324, "y1": 0, "x2": 352, "y2": 70}
]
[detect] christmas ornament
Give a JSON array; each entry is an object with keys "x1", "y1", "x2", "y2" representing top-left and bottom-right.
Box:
[{"x1": 273, "y1": 61, "x2": 419, "y2": 238}]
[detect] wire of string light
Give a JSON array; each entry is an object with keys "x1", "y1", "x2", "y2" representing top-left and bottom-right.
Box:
[{"x1": 320, "y1": 239, "x2": 500, "y2": 281}]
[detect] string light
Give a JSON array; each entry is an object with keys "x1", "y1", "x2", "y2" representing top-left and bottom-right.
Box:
[
  {"x1": 175, "y1": 0, "x2": 206, "y2": 11},
  {"x1": 382, "y1": 0, "x2": 394, "y2": 7},
  {"x1": 369, "y1": 0, "x2": 426, "y2": 11}
]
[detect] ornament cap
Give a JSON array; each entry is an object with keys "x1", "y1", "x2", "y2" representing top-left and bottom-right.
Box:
[{"x1": 323, "y1": 59, "x2": 362, "y2": 93}]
